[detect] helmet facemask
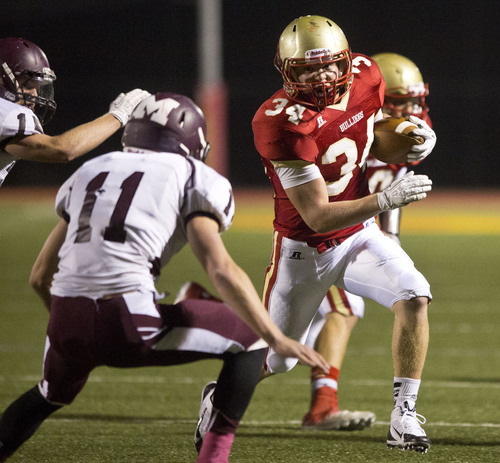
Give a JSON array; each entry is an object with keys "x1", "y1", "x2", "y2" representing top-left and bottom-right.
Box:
[
  {"x1": 383, "y1": 82, "x2": 429, "y2": 118},
  {"x1": 275, "y1": 49, "x2": 353, "y2": 109},
  {"x1": 14, "y1": 70, "x2": 57, "y2": 125},
  {"x1": 179, "y1": 126, "x2": 211, "y2": 163}
]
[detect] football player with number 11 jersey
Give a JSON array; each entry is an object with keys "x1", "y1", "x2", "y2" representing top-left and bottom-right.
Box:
[{"x1": 0, "y1": 92, "x2": 328, "y2": 462}]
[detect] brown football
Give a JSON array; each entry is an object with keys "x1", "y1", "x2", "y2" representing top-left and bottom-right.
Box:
[{"x1": 371, "y1": 117, "x2": 424, "y2": 164}]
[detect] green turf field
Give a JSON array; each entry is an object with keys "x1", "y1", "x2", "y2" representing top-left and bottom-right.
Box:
[{"x1": 1, "y1": 190, "x2": 499, "y2": 462}]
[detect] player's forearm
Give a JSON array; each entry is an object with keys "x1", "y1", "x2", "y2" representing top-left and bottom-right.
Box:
[
  {"x1": 29, "y1": 219, "x2": 67, "y2": 311},
  {"x1": 309, "y1": 194, "x2": 381, "y2": 233},
  {"x1": 208, "y1": 263, "x2": 283, "y2": 345},
  {"x1": 286, "y1": 178, "x2": 382, "y2": 233},
  {"x1": 32, "y1": 284, "x2": 52, "y2": 312},
  {"x1": 50, "y1": 113, "x2": 121, "y2": 161},
  {"x1": 29, "y1": 260, "x2": 54, "y2": 311},
  {"x1": 9, "y1": 114, "x2": 120, "y2": 163}
]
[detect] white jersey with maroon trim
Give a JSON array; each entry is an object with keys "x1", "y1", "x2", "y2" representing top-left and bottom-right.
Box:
[
  {"x1": 0, "y1": 98, "x2": 43, "y2": 186},
  {"x1": 51, "y1": 150, "x2": 234, "y2": 299}
]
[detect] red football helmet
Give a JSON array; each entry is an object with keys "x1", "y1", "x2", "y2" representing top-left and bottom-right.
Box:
[
  {"x1": 0, "y1": 37, "x2": 57, "y2": 125},
  {"x1": 122, "y1": 92, "x2": 210, "y2": 162}
]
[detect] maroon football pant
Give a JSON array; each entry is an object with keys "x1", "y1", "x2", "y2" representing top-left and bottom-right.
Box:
[{"x1": 41, "y1": 294, "x2": 264, "y2": 404}]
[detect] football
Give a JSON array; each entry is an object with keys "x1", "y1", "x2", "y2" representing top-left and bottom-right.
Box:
[{"x1": 371, "y1": 117, "x2": 424, "y2": 164}]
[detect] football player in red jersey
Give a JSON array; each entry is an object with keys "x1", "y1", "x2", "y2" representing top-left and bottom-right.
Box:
[
  {"x1": 0, "y1": 37, "x2": 150, "y2": 187},
  {"x1": 250, "y1": 16, "x2": 435, "y2": 453},
  {"x1": 302, "y1": 52, "x2": 434, "y2": 434},
  {"x1": 366, "y1": 52, "x2": 432, "y2": 200}
]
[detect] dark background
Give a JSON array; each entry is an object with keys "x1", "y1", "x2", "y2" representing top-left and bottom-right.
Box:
[{"x1": 3, "y1": 0, "x2": 499, "y2": 189}]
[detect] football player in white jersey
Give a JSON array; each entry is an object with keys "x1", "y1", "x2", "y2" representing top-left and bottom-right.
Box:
[
  {"x1": 0, "y1": 37, "x2": 149, "y2": 187},
  {"x1": 0, "y1": 92, "x2": 328, "y2": 463}
]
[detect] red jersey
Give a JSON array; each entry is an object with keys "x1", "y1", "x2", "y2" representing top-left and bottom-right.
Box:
[{"x1": 252, "y1": 54, "x2": 385, "y2": 246}]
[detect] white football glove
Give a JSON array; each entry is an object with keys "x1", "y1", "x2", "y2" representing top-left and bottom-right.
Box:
[
  {"x1": 407, "y1": 115, "x2": 437, "y2": 162},
  {"x1": 109, "y1": 89, "x2": 151, "y2": 126},
  {"x1": 377, "y1": 171, "x2": 432, "y2": 211}
]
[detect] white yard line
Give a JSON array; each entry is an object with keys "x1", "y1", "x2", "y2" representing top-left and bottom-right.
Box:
[
  {"x1": 1, "y1": 375, "x2": 499, "y2": 389},
  {"x1": 44, "y1": 417, "x2": 500, "y2": 429}
]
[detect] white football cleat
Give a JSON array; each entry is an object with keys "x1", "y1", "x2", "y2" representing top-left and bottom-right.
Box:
[
  {"x1": 302, "y1": 409, "x2": 376, "y2": 431},
  {"x1": 194, "y1": 381, "x2": 217, "y2": 453},
  {"x1": 387, "y1": 401, "x2": 431, "y2": 453}
]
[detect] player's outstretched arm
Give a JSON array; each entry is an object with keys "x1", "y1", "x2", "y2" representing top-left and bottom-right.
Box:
[
  {"x1": 29, "y1": 219, "x2": 67, "y2": 311},
  {"x1": 5, "y1": 89, "x2": 150, "y2": 163},
  {"x1": 187, "y1": 215, "x2": 330, "y2": 373}
]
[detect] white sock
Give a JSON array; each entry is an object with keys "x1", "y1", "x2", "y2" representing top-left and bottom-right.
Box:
[{"x1": 394, "y1": 377, "x2": 420, "y2": 409}]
